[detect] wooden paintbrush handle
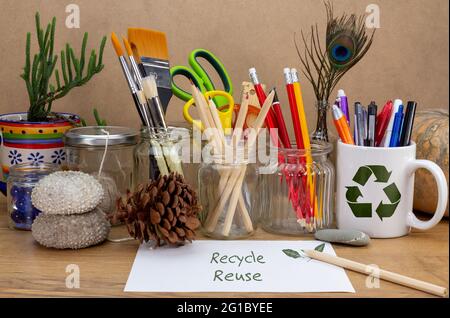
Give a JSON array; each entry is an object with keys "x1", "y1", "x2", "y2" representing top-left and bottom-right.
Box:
[{"x1": 305, "y1": 250, "x2": 448, "y2": 298}]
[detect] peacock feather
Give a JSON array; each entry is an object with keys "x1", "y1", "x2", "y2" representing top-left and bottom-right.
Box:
[{"x1": 295, "y1": 1, "x2": 375, "y2": 103}]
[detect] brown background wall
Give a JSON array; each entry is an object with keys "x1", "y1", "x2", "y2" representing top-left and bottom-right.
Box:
[{"x1": 0, "y1": 0, "x2": 448, "y2": 132}]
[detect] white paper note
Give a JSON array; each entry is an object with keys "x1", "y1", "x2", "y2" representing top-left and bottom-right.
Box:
[{"x1": 124, "y1": 240, "x2": 355, "y2": 293}]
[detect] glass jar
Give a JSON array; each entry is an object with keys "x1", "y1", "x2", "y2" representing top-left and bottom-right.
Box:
[
  {"x1": 134, "y1": 127, "x2": 192, "y2": 186},
  {"x1": 198, "y1": 154, "x2": 258, "y2": 239},
  {"x1": 159, "y1": 122, "x2": 206, "y2": 192},
  {"x1": 7, "y1": 162, "x2": 59, "y2": 230},
  {"x1": 64, "y1": 126, "x2": 139, "y2": 221},
  {"x1": 258, "y1": 142, "x2": 335, "y2": 234}
]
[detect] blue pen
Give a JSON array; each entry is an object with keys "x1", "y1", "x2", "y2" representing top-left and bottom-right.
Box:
[{"x1": 389, "y1": 105, "x2": 404, "y2": 147}]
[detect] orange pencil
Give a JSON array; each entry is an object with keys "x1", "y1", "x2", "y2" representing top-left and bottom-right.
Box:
[{"x1": 332, "y1": 104, "x2": 354, "y2": 145}]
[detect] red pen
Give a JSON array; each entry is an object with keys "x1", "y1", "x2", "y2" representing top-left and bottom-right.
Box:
[
  {"x1": 375, "y1": 100, "x2": 394, "y2": 146},
  {"x1": 249, "y1": 68, "x2": 281, "y2": 147}
]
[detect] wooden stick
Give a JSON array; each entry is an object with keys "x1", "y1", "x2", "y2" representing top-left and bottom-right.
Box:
[
  {"x1": 190, "y1": 84, "x2": 221, "y2": 152},
  {"x1": 206, "y1": 91, "x2": 274, "y2": 233},
  {"x1": 221, "y1": 168, "x2": 247, "y2": 235},
  {"x1": 232, "y1": 93, "x2": 249, "y2": 147},
  {"x1": 220, "y1": 91, "x2": 275, "y2": 236},
  {"x1": 304, "y1": 249, "x2": 449, "y2": 298},
  {"x1": 191, "y1": 91, "x2": 250, "y2": 233},
  {"x1": 204, "y1": 167, "x2": 240, "y2": 232},
  {"x1": 207, "y1": 99, "x2": 252, "y2": 231}
]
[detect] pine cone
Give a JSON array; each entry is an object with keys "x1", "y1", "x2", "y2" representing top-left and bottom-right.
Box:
[{"x1": 114, "y1": 173, "x2": 202, "y2": 246}]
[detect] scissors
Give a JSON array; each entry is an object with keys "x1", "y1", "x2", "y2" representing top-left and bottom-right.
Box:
[
  {"x1": 183, "y1": 90, "x2": 234, "y2": 132},
  {"x1": 170, "y1": 49, "x2": 233, "y2": 108}
]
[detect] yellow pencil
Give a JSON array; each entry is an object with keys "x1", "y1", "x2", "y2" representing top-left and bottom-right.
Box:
[{"x1": 291, "y1": 69, "x2": 319, "y2": 224}]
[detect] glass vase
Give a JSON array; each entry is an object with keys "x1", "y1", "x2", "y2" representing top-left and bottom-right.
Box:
[{"x1": 311, "y1": 100, "x2": 331, "y2": 142}]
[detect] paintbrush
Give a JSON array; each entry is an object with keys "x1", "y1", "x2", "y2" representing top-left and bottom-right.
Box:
[
  {"x1": 142, "y1": 74, "x2": 184, "y2": 175},
  {"x1": 128, "y1": 28, "x2": 171, "y2": 113},
  {"x1": 110, "y1": 32, "x2": 152, "y2": 127},
  {"x1": 142, "y1": 74, "x2": 167, "y2": 130},
  {"x1": 122, "y1": 37, "x2": 143, "y2": 90}
]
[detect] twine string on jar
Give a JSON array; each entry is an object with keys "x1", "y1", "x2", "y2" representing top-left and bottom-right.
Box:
[
  {"x1": 94, "y1": 128, "x2": 133, "y2": 243},
  {"x1": 98, "y1": 129, "x2": 109, "y2": 177}
]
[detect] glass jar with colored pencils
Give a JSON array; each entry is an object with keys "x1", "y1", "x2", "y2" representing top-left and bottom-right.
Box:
[{"x1": 258, "y1": 142, "x2": 335, "y2": 234}]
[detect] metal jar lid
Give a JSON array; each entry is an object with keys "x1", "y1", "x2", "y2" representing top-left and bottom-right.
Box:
[{"x1": 64, "y1": 126, "x2": 139, "y2": 147}]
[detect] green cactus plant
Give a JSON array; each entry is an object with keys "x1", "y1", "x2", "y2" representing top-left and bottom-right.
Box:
[
  {"x1": 79, "y1": 108, "x2": 108, "y2": 127},
  {"x1": 21, "y1": 12, "x2": 106, "y2": 122}
]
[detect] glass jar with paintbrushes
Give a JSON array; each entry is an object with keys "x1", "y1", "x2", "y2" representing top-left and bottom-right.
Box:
[
  {"x1": 134, "y1": 126, "x2": 188, "y2": 185},
  {"x1": 110, "y1": 32, "x2": 189, "y2": 183}
]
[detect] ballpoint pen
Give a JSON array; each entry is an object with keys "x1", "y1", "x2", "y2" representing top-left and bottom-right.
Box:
[
  {"x1": 399, "y1": 101, "x2": 417, "y2": 146},
  {"x1": 375, "y1": 100, "x2": 393, "y2": 146},
  {"x1": 382, "y1": 99, "x2": 403, "y2": 147},
  {"x1": 337, "y1": 89, "x2": 350, "y2": 126},
  {"x1": 362, "y1": 106, "x2": 368, "y2": 144},
  {"x1": 355, "y1": 102, "x2": 365, "y2": 146},
  {"x1": 365, "y1": 102, "x2": 377, "y2": 147},
  {"x1": 389, "y1": 105, "x2": 404, "y2": 147}
]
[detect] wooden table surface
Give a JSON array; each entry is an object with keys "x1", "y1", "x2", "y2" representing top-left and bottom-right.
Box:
[{"x1": 0, "y1": 197, "x2": 448, "y2": 298}]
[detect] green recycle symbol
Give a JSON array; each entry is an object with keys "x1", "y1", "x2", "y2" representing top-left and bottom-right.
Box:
[{"x1": 345, "y1": 165, "x2": 401, "y2": 220}]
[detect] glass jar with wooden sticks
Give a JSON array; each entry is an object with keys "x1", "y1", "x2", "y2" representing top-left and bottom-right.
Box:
[
  {"x1": 198, "y1": 148, "x2": 258, "y2": 239},
  {"x1": 258, "y1": 141, "x2": 335, "y2": 234},
  {"x1": 186, "y1": 80, "x2": 276, "y2": 239}
]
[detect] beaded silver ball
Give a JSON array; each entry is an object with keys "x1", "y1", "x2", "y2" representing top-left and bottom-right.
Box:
[{"x1": 31, "y1": 171, "x2": 104, "y2": 215}]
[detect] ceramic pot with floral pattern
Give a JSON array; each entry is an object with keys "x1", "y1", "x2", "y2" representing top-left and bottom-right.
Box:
[{"x1": 0, "y1": 112, "x2": 80, "y2": 195}]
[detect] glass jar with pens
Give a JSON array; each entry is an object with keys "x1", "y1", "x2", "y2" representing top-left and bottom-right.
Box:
[{"x1": 258, "y1": 142, "x2": 335, "y2": 234}]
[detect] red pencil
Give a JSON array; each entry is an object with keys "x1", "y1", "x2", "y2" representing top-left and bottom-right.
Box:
[
  {"x1": 249, "y1": 68, "x2": 281, "y2": 147},
  {"x1": 271, "y1": 89, "x2": 291, "y2": 148},
  {"x1": 283, "y1": 68, "x2": 304, "y2": 149}
]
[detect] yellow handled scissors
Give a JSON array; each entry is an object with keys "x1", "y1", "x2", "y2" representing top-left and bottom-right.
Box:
[{"x1": 183, "y1": 90, "x2": 234, "y2": 132}]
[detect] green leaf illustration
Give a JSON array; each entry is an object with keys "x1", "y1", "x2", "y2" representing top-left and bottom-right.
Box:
[
  {"x1": 314, "y1": 243, "x2": 325, "y2": 252},
  {"x1": 282, "y1": 249, "x2": 301, "y2": 259}
]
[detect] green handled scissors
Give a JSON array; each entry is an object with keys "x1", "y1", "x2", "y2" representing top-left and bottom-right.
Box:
[{"x1": 170, "y1": 49, "x2": 233, "y2": 108}]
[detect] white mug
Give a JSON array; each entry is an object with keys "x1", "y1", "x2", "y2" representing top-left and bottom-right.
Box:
[{"x1": 336, "y1": 141, "x2": 448, "y2": 238}]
